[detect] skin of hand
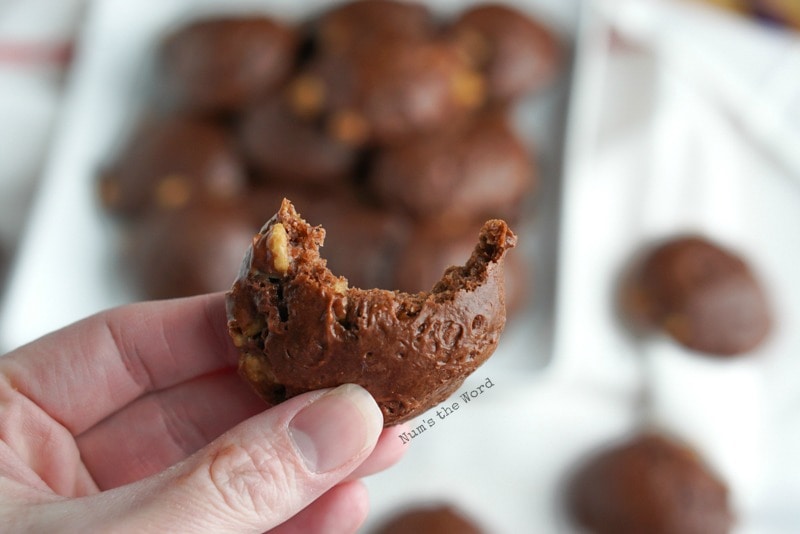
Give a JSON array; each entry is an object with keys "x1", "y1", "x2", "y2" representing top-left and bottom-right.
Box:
[{"x1": 0, "y1": 293, "x2": 409, "y2": 533}]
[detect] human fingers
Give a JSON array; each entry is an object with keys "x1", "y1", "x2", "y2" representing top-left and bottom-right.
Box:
[
  {"x1": 0, "y1": 293, "x2": 236, "y2": 436},
  {"x1": 75, "y1": 369, "x2": 265, "y2": 489},
  {"x1": 268, "y1": 480, "x2": 369, "y2": 534},
  {"x1": 77, "y1": 370, "x2": 408, "y2": 490},
  {"x1": 17, "y1": 384, "x2": 383, "y2": 533}
]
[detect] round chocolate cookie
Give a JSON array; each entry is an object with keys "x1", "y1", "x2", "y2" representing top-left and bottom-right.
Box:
[
  {"x1": 226, "y1": 199, "x2": 516, "y2": 425},
  {"x1": 315, "y1": 0, "x2": 435, "y2": 55},
  {"x1": 99, "y1": 115, "x2": 246, "y2": 218},
  {"x1": 238, "y1": 95, "x2": 357, "y2": 187},
  {"x1": 622, "y1": 236, "x2": 772, "y2": 356},
  {"x1": 566, "y1": 433, "x2": 733, "y2": 534},
  {"x1": 369, "y1": 108, "x2": 533, "y2": 225},
  {"x1": 449, "y1": 4, "x2": 561, "y2": 101},
  {"x1": 288, "y1": 39, "x2": 485, "y2": 145},
  {"x1": 372, "y1": 504, "x2": 484, "y2": 534},
  {"x1": 125, "y1": 203, "x2": 256, "y2": 300},
  {"x1": 160, "y1": 16, "x2": 297, "y2": 114}
]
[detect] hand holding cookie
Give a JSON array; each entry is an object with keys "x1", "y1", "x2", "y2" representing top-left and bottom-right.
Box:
[{"x1": 0, "y1": 294, "x2": 407, "y2": 532}]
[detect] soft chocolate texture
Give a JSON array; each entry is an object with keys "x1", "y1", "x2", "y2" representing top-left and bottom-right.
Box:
[
  {"x1": 160, "y1": 16, "x2": 297, "y2": 113},
  {"x1": 369, "y1": 109, "x2": 533, "y2": 224},
  {"x1": 100, "y1": 116, "x2": 246, "y2": 218},
  {"x1": 226, "y1": 199, "x2": 515, "y2": 425},
  {"x1": 373, "y1": 504, "x2": 484, "y2": 534},
  {"x1": 394, "y1": 220, "x2": 529, "y2": 316},
  {"x1": 315, "y1": 0, "x2": 435, "y2": 54},
  {"x1": 449, "y1": 4, "x2": 561, "y2": 101},
  {"x1": 567, "y1": 434, "x2": 733, "y2": 534},
  {"x1": 239, "y1": 95, "x2": 356, "y2": 187},
  {"x1": 292, "y1": 38, "x2": 485, "y2": 145},
  {"x1": 126, "y1": 203, "x2": 256, "y2": 300},
  {"x1": 623, "y1": 236, "x2": 772, "y2": 356}
]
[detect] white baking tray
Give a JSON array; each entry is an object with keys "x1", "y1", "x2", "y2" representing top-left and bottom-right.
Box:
[{"x1": 0, "y1": 0, "x2": 583, "y2": 532}]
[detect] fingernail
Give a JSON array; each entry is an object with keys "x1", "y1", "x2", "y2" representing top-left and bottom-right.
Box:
[{"x1": 288, "y1": 384, "x2": 383, "y2": 473}]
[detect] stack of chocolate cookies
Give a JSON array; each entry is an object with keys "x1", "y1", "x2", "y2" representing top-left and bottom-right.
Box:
[{"x1": 99, "y1": 0, "x2": 561, "y2": 309}]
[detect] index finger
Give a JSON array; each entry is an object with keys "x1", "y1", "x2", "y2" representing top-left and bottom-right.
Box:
[{"x1": 0, "y1": 292, "x2": 241, "y2": 435}]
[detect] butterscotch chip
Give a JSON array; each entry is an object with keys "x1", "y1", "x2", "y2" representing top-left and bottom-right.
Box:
[
  {"x1": 287, "y1": 74, "x2": 326, "y2": 118},
  {"x1": 622, "y1": 236, "x2": 772, "y2": 356},
  {"x1": 450, "y1": 68, "x2": 486, "y2": 109},
  {"x1": 226, "y1": 199, "x2": 516, "y2": 425},
  {"x1": 154, "y1": 174, "x2": 192, "y2": 209},
  {"x1": 327, "y1": 109, "x2": 370, "y2": 146}
]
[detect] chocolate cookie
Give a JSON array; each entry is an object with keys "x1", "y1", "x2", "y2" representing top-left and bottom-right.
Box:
[
  {"x1": 238, "y1": 95, "x2": 357, "y2": 187},
  {"x1": 369, "y1": 108, "x2": 533, "y2": 225},
  {"x1": 622, "y1": 236, "x2": 772, "y2": 356},
  {"x1": 566, "y1": 433, "x2": 733, "y2": 534},
  {"x1": 125, "y1": 203, "x2": 256, "y2": 300},
  {"x1": 373, "y1": 504, "x2": 484, "y2": 534},
  {"x1": 315, "y1": 0, "x2": 435, "y2": 55},
  {"x1": 288, "y1": 39, "x2": 485, "y2": 145},
  {"x1": 99, "y1": 115, "x2": 246, "y2": 218},
  {"x1": 449, "y1": 4, "x2": 561, "y2": 101},
  {"x1": 226, "y1": 199, "x2": 516, "y2": 425},
  {"x1": 160, "y1": 16, "x2": 297, "y2": 114}
]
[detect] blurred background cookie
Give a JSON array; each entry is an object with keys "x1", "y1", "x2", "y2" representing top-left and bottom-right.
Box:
[
  {"x1": 288, "y1": 40, "x2": 485, "y2": 146},
  {"x1": 159, "y1": 16, "x2": 298, "y2": 114},
  {"x1": 99, "y1": 115, "x2": 247, "y2": 218},
  {"x1": 448, "y1": 3, "x2": 561, "y2": 102},
  {"x1": 621, "y1": 236, "x2": 773, "y2": 357},
  {"x1": 371, "y1": 504, "x2": 484, "y2": 534},
  {"x1": 314, "y1": 0, "x2": 435, "y2": 55},
  {"x1": 368, "y1": 108, "x2": 534, "y2": 226},
  {"x1": 123, "y1": 202, "x2": 256, "y2": 300},
  {"x1": 566, "y1": 433, "x2": 733, "y2": 534},
  {"x1": 97, "y1": 0, "x2": 559, "y2": 319},
  {"x1": 238, "y1": 94, "x2": 357, "y2": 188}
]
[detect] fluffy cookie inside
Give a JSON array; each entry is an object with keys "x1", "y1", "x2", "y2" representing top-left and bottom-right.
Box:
[{"x1": 226, "y1": 198, "x2": 516, "y2": 425}]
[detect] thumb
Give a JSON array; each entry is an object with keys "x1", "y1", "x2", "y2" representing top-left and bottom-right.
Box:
[{"x1": 38, "y1": 384, "x2": 384, "y2": 533}]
